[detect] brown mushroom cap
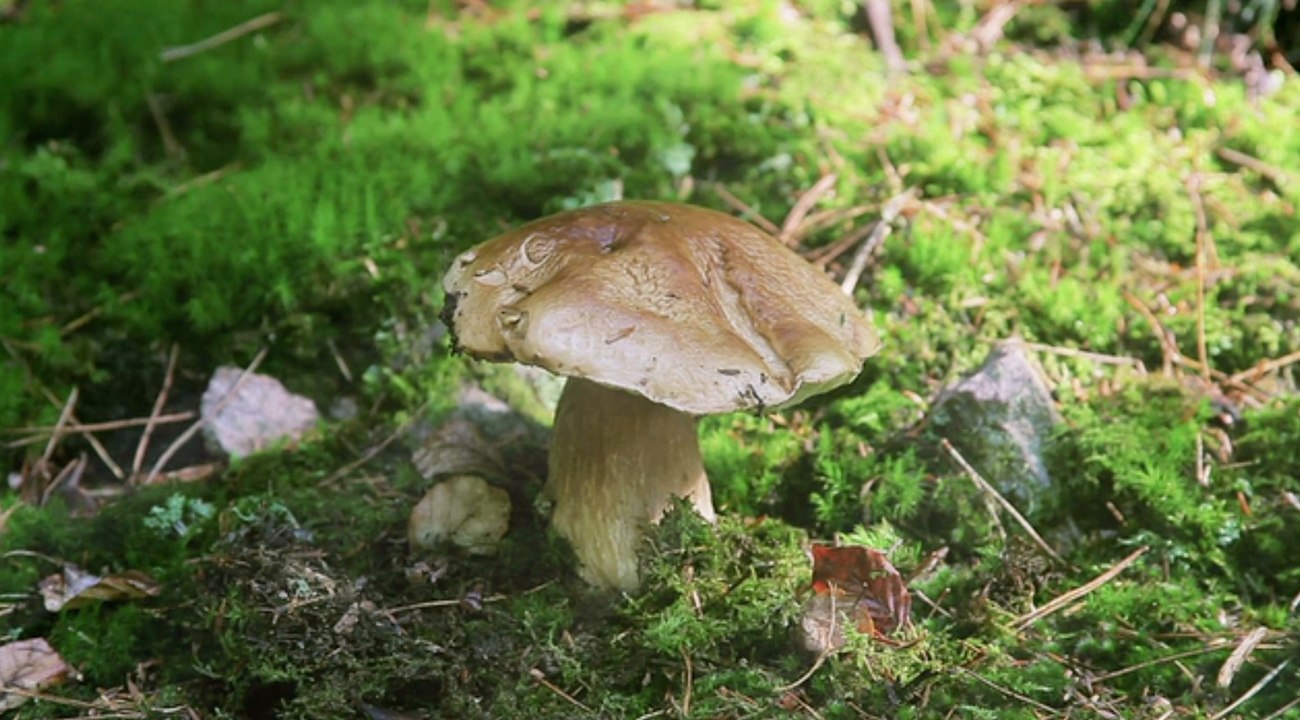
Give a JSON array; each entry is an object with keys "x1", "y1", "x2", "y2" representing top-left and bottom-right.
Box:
[{"x1": 442, "y1": 201, "x2": 880, "y2": 415}]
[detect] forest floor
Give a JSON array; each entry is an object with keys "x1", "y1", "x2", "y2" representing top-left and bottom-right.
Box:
[{"x1": 2, "y1": 1, "x2": 1299, "y2": 718}]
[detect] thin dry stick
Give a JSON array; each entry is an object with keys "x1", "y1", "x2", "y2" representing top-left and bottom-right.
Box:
[
  {"x1": 1135, "y1": 0, "x2": 1171, "y2": 47},
  {"x1": 1229, "y1": 348, "x2": 1300, "y2": 385},
  {"x1": 780, "y1": 173, "x2": 838, "y2": 245},
  {"x1": 325, "y1": 338, "x2": 353, "y2": 382},
  {"x1": 797, "y1": 205, "x2": 875, "y2": 242},
  {"x1": 59, "y1": 291, "x2": 139, "y2": 337},
  {"x1": 712, "y1": 184, "x2": 780, "y2": 235},
  {"x1": 385, "y1": 595, "x2": 506, "y2": 613},
  {"x1": 145, "y1": 347, "x2": 268, "y2": 483},
  {"x1": 909, "y1": 0, "x2": 931, "y2": 50},
  {"x1": 969, "y1": 0, "x2": 1022, "y2": 52},
  {"x1": 146, "y1": 94, "x2": 183, "y2": 159},
  {"x1": 1123, "y1": 290, "x2": 1180, "y2": 376},
  {"x1": 1093, "y1": 642, "x2": 1233, "y2": 682},
  {"x1": 132, "y1": 344, "x2": 181, "y2": 480},
  {"x1": 992, "y1": 339, "x2": 1147, "y2": 371},
  {"x1": 40, "y1": 455, "x2": 86, "y2": 506},
  {"x1": 160, "y1": 11, "x2": 283, "y2": 62},
  {"x1": 529, "y1": 668, "x2": 594, "y2": 715},
  {"x1": 1012, "y1": 546, "x2": 1149, "y2": 631},
  {"x1": 1187, "y1": 174, "x2": 1212, "y2": 380},
  {"x1": 322, "y1": 400, "x2": 430, "y2": 486},
  {"x1": 776, "y1": 591, "x2": 837, "y2": 694},
  {"x1": 940, "y1": 438, "x2": 1067, "y2": 566},
  {"x1": 1217, "y1": 626, "x2": 1271, "y2": 689},
  {"x1": 840, "y1": 189, "x2": 916, "y2": 296},
  {"x1": 1210, "y1": 659, "x2": 1290, "y2": 720},
  {"x1": 5, "y1": 412, "x2": 195, "y2": 436},
  {"x1": 0, "y1": 687, "x2": 101, "y2": 710},
  {"x1": 165, "y1": 163, "x2": 242, "y2": 199},
  {"x1": 957, "y1": 667, "x2": 1060, "y2": 716},
  {"x1": 1216, "y1": 147, "x2": 1292, "y2": 186},
  {"x1": 863, "y1": 0, "x2": 906, "y2": 73},
  {"x1": 42, "y1": 387, "x2": 79, "y2": 464},
  {"x1": 810, "y1": 221, "x2": 878, "y2": 269},
  {"x1": 38, "y1": 386, "x2": 126, "y2": 480},
  {"x1": 680, "y1": 648, "x2": 693, "y2": 718}
]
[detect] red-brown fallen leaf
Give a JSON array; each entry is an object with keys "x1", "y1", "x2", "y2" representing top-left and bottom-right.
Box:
[
  {"x1": 39, "y1": 565, "x2": 163, "y2": 612},
  {"x1": 810, "y1": 543, "x2": 911, "y2": 636},
  {"x1": 0, "y1": 638, "x2": 75, "y2": 712}
]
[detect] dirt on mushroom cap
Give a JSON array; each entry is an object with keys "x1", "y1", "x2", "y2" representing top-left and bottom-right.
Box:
[{"x1": 442, "y1": 201, "x2": 881, "y2": 415}]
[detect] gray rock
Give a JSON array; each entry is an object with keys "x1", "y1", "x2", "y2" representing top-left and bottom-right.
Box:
[
  {"x1": 201, "y1": 366, "x2": 320, "y2": 458},
  {"x1": 928, "y1": 341, "x2": 1061, "y2": 514}
]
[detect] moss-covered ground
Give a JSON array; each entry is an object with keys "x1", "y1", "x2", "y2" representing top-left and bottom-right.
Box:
[{"x1": 3, "y1": 1, "x2": 1300, "y2": 717}]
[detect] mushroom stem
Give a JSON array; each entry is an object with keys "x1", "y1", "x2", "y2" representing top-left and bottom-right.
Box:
[{"x1": 548, "y1": 377, "x2": 715, "y2": 590}]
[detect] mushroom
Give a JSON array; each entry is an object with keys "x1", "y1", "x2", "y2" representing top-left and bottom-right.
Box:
[
  {"x1": 409, "y1": 474, "x2": 512, "y2": 556},
  {"x1": 442, "y1": 201, "x2": 880, "y2": 590}
]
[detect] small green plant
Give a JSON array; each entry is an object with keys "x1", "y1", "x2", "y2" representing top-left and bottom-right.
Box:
[{"x1": 144, "y1": 493, "x2": 216, "y2": 540}]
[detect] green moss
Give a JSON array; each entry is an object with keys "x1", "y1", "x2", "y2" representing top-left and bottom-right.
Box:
[{"x1": 5, "y1": 1, "x2": 1300, "y2": 717}]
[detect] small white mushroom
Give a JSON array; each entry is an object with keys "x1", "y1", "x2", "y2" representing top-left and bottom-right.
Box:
[
  {"x1": 442, "y1": 201, "x2": 881, "y2": 589},
  {"x1": 408, "y1": 475, "x2": 511, "y2": 556}
]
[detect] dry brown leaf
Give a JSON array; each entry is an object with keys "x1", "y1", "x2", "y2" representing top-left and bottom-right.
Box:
[
  {"x1": 39, "y1": 565, "x2": 162, "y2": 612},
  {"x1": 0, "y1": 638, "x2": 75, "y2": 711},
  {"x1": 810, "y1": 543, "x2": 912, "y2": 636},
  {"x1": 799, "y1": 543, "x2": 914, "y2": 655}
]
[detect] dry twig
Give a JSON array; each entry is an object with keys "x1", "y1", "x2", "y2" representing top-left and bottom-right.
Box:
[
  {"x1": 145, "y1": 347, "x2": 268, "y2": 483},
  {"x1": 840, "y1": 188, "x2": 917, "y2": 296},
  {"x1": 1186, "y1": 174, "x2": 1215, "y2": 381},
  {"x1": 1012, "y1": 546, "x2": 1148, "y2": 631},
  {"x1": 712, "y1": 184, "x2": 780, "y2": 235},
  {"x1": 1215, "y1": 147, "x2": 1292, "y2": 187},
  {"x1": 1210, "y1": 659, "x2": 1290, "y2": 720},
  {"x1": 1123, "y1": 290, "x2": 1181, "y2": 376},
  {"x1": 991, "y1": 339, "x2": 1147, "y2": 371},
  {"x1": 41, "y1": 388, "x2": 78, "y2": 466},
  {"x1": 5, "y1": 412, "x2": 195, "y2": 437},
  {"x1": 39, "y1": 387, "x2": 125, "y2": 481},
  {"x1": 780, "y1": 174, "x2": 838, "y2": 245},
  {"x1": 1229, "y1": 348, "x2": 1300, "y2": 385},
  {"x1": 132, "y1": 344, "x2": 180, "y2": 481},
  {"x1": 160, "y1": 11, "x2": 283, "y2": 63},
  {"x1": 1217, "y1": 627, "x2": 1272, "y2": 689},
  {"x1": 863, "y1": 0, "x2": 906, "y2": 73},
  {"x1": 940, "y1": 438, "x2": 1067, "y2": 566},
  {"x1": 956, "y1": 666, "x2": 1061, "y2": 716},
  {"x1": 1092, "y1": 642, "x2": 1233, "y2": 682},
  {"x1": 529, "y1": 668, "x2": 594, "y2": 715}
]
